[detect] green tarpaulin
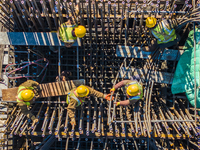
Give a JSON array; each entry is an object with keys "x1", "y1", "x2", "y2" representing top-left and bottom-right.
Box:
[{"x1": 171, "y1": 28, "x2": 200, "y2": 108}]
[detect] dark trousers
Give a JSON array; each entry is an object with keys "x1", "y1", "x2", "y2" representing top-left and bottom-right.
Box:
[
  {"x1": 158, "y1": 34, "x2": 181, "y2": 49},
  {"x1": 142, "y1": 34, "x2": 180, "y2": 51}
]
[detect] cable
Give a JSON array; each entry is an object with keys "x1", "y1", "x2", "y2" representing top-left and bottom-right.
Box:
[
  {"x1": 0, "y1": 81, "x2": 7, "y2": 87},
  {"x1": 4, "y1": 58, "x2": 49, "y2": 83},
  {"x1": 29, "y1": 49, "x2": 44, "y2": 58}
]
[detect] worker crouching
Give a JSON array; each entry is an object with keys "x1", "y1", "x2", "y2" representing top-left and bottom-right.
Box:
[
  {"x1": 66, "y1": 85, "x2": 113, "y2": 125},
  {"x1": 58, "y1": 22, "x2": 86, "y2": 47},
  {"x1": 142, "y1": 17, "x2": 180, "y2": 52},
  {"x1": 16, "y1": 80, "x2": 40, "y2": 123},
  {"x1": 110, "y1": 80, "x2": 143, "y2": 106}
]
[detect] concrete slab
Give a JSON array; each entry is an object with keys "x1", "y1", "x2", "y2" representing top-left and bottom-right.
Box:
[{"x1": 0, "y1": 32, "x2": 81, "y2": 46}]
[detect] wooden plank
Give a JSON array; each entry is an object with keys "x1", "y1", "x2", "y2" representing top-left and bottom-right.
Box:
[
  {"x1": 45, "y1": 82, "x2": 52, "y2": 97},
  {"x1": 52, "y1": 82, "x2": 58, "y2": 96},
  {"x1": 43, "y1": 84, "x2": 50, "y2": 97},
  {"x1": 0, "y1": 32, "x2": 80, "y2": 46},
  {"x1": 55, "y1": 82, "x2": 62, "y2": 96},
  {"x1": 59, "y1": 82, "x2": 64, "y2": 96},
  {"x1": 116, "y1": 45, "x2": 184, "y2": 61},
  {"x1": 2, "y1": 88, "x2": 18, "y2": 101},
  {"x1": 49, "y1": 83, "x2": 55, "y2": 97},
  {"x1": 120, "y1": 67, "x2": 174, "y2": 84},
  {"x1": 60, "y1": 82, "x2": 65, "y2": 94},
  {"x1": 2, "y1": 79, "x2": 85, "y2": 101},
  {"x1": 64, "y1": 81, "x2": 70, "y2": 92},
  {"x1": 39, "y1": 84, "x2": 45, "y2": 97}
]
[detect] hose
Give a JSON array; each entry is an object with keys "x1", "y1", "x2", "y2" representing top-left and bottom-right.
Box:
[
  {"x1": 0, "y1": 81, "x2": 7, "y2": 87},
  {"x1": 4, "y1": 58, "x2": 49, "y2": 83}
]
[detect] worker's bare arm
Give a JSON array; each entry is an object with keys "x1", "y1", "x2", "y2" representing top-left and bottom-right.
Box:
[
  {"x1": 20, "y1": 80, "x2": 39, "y2": 87},
  {"x1": 86, "y1": 86, "x2": 105, "y2": 98},
  {"x1": 114, "y1": 100, "x2": 130, "y2": 106},
  {"x1": 113, "y1": 80, "x2": 133, "y2": 90}
]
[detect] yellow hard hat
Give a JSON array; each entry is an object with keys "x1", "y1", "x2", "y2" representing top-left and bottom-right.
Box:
[
  {"x1": 21, "y1": 89, "x2": 35, "y2": 101},
  {"x1": 76, "y1": 85, "x2": 89, "y2": 97},
  {"x1": 146, "y1": 17, "x2": 157, "y2": 28},
  {"x1": 74, "y1": 25, "x2": 86, "y2": 38},
  {"x1": 126, "y1": 84, "x2": 139, "y2": 96}
]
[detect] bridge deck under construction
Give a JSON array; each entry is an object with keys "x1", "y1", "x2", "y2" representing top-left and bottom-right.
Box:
[{"x1": 0, "y1": 0, "x2": 200, "y2": 150}]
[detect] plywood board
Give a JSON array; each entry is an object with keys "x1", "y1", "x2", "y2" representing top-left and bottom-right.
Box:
[{"x1": 2, "y1": 87, "x2": 18, "y2": 101}]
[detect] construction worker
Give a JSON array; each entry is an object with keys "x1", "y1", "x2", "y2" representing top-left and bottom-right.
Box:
[
  {"x1": 110, "y1": 79, "x2": 143, "y2": 106},
  {"x1": 58, "y1": 21, "x2": 86, "y2": 48},
  {"x1": 16, "y1": 80, "x2": 40, "y2": 123},
  {"x1": 67, "y1": 85, "x2": 114, "y2": 125},
  {"x1": 142, "y1": 17, "x2": 180, "y2": 51}
]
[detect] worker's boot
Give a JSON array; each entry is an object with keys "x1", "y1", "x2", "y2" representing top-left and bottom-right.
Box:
[
  {"x1": 65, "y1": 43, "x2": 73, "y2": 48},
  {"x1": 141, "y1": 39, "x2": 157, "y2": 52},
  {"x1": 49, "y1": 46, "x2": 59, "y2": 53},
  {"x1": 55, "y1": 70, "x2": 72, "y2": 82}
]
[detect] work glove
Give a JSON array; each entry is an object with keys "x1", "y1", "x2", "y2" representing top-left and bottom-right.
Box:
[
  {"x1": 70, "y1": 118, "x2": 76, "y2": 126},
  {"x1": 34, "y1": 85, "x2": 42, "y2": 96},
  {"x1": 105, "y1": 94, "x2": 114, "y2": 101},
  {"x1": 110, "y1": 87, "x2": 115, "y2": 93},
  {"x1": 114, "y1": 102, "x2": 120, "y2": 107}
]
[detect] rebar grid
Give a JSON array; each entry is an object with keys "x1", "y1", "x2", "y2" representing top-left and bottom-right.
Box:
[{"x1": 0, "y1": 0, "x2": 200, "y2": 150}]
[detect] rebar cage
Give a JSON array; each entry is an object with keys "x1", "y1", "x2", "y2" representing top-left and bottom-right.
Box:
[{"x1": 0, "y1": 0, "x2": 200, "y2": 150}]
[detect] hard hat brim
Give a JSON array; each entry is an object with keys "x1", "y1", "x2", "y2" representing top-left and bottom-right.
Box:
[
  {"x1": 77, "y1": 86, "x2": 89, "y2": 97},
  {"x1": 21, "y1": 90, "x2": 34, "y2": 101}
]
